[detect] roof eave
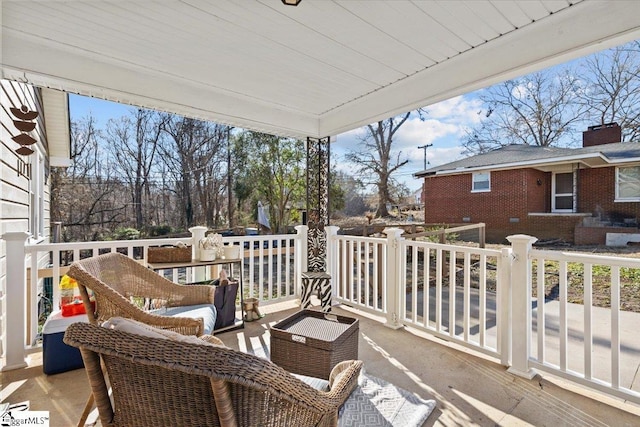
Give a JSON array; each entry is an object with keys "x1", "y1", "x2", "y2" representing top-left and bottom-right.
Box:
[
  {"x1": 419, "y1": 152, "x2": 613, "y2": 177},
  {"x1": 41, "y1": 88, "x2": 71, "y2": 166}
]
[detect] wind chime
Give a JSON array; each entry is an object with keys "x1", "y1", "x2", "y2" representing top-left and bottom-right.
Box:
[{"x1": 10, "y1": 104, "x2": 39, "y2": 156}]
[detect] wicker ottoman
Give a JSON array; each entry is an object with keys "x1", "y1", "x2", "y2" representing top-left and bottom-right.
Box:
[{"x1": 270, "y1": 310, "x2": 358, "y2": 379}]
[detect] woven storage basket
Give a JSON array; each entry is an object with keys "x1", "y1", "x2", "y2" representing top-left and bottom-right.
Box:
[
  {"x1": 270, "y1": 310, "x2": 358, "y2": 379},
  {"x1": 147, "y1": 246, "x2": 192, "y2": 263}
]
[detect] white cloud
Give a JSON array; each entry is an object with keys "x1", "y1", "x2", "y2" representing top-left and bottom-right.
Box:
[
  {"x1": 426, "y1": 145, "x2": 465, "y2": 166},
  {"x1": 427, "y1": 95, "x2": 484, "y2": 124},
  {"x1": 395, "y1": 118, "x2": 458, "y2": 148},
  {"x1": 332, "y1": 93, "x2": 482, "y2": 190},
  {"x1": 404, "y1": 145, "x2": 464, "y2": 172}
]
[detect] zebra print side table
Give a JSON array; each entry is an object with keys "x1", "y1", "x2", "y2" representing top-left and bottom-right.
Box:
[{"x1": 300, "y1": 271, "x2": 332, "y2": 312}]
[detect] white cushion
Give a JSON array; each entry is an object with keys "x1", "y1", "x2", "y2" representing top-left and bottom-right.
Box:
[{"x1": 102, "y1": 317, "x2": 222, "y2": 347}]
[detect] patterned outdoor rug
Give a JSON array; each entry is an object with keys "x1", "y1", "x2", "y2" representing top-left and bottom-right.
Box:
[{"x1": 339, "y1": 372, "x2": 436, "y2": 427}]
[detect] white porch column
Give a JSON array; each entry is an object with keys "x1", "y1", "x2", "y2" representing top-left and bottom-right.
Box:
[
  {"x1": 325, "y1": 226, "x2": 340, "y2": 306},
  {"x1": 506, "y1": 234, "x2": 538, "y2": 379},
  {"x1": 383, "y1": 227, "x2": 404, "y2": 330},
  {"x1": 2, "y1": 232, "x2": 30, "y2": 371},
  {"x1": 189, "y1": 226, "x2": 208, "y2": 282},
  {"x1": 294, "y1": 225, "x2": 308, "y2": 298}
]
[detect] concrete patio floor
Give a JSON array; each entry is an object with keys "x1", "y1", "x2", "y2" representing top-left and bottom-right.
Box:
[{"x1": 2, "y1": 301, "x2": 639, "y2": 426}]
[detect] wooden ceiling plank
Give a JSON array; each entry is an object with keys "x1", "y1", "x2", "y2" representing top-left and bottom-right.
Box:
[
  {"x1": 187, "y1": 0, "x2": 404, "y2": 86},
  {"x1": 434, "y1": 1, "x2": 500, "y2": 42},
  {"x1": 488, "y1": 1, "x2": 532, "y2": 29},
  {"x1": 464, "y1": 1, "x2": 517, "y2": 36},
  {"x1": 517, "y1": 0, "x2": 558, "y2": 20},
  {"x1": 302, "y1": 0, "x2": 433, "y2": 74}
]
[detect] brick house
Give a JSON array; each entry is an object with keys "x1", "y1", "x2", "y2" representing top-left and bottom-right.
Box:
[{"x1": 415, "y1": 124, "x2": 640, "y2": 244}]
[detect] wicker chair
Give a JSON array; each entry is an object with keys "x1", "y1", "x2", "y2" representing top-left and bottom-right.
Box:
[
  {"x1": 67, "y1": 252, "x2": 215, "y2": 336},
  {"x1": 64, "y1": 322, "x2": 363, "y2": 427}
]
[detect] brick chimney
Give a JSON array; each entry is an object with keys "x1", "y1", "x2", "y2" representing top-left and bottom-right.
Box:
[{"x1": 582, "y1": 122, "x2": 622, "y2": 147}]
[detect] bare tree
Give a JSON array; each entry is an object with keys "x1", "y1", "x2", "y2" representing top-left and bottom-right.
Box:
[
  {"x1": 105, "y1": 109, "x2": 165, "y2": 230},
  {"x1": 344, "y1": 113, "x2": 411, "y2": 218},
  {"x1": 578, "y1": 41, "x2": 640, "y2": 142},
  {"x1": 159, "y1": 116, "x2": 227, "y2": 228},
  {"x1": 51, "y1": 114, "x2": 125, "y2": 241},
  {"x1": 463, "y1": 71, "x2": 585, "y2": 154}
]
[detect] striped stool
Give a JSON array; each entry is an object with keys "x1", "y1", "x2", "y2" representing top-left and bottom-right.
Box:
[{"x1": 300, "y1": 271, "x2": 332, "y2": 312}]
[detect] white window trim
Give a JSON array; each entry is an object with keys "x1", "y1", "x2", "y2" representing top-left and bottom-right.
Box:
[
  {"x1": 471, "y1": 171, "x2": 491, "y2": 193},
  {"x1": 29, "y1": 148, "x2": 46, "y2": 241},
  {"x1": 615, "y1": 166, "x2": 640, "y2": 202},
  {"x1": 551, "y1": 171, "x2": 575, "y2": 213}
]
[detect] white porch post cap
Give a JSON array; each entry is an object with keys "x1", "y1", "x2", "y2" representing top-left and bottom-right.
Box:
[
  {"x1": 506, "y1": 234, "x2": 538, "y2": 245},
  {"x1": 1, "y1": 231, "x2": 31, "y2": 241},
  {"x1": 383, "y1": 227, "x2": 405, "y2": 238}
]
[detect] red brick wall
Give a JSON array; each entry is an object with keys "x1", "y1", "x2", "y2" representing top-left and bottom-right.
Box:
[
  {"x1": 574, "y1": 225, "x2": 640, "y2": 245},
  {"x1": 423, "y1": 168, "x2": 583, "y2": 243},
  {"x1": 578, "y1": 167, "x2": 640, "y2": 223},
  {"x1": 527, "y1": 215, "x2": 583, "y2": 242},
  {"x1": 424, "y1": 169, "x2": 541, "y2": 242},
  {"x1": 423, "y1": 165, "x2": 639, "y2": 243},
  {"x1": 527, "y1": 170, "x2": 549, "y2": 213}
]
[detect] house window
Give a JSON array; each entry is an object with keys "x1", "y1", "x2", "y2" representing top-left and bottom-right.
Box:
[
  {"x1": 472, "y1": 172, "x2": 490, "y2": 192},
  {"x1": 616, "y1": 166, "x2": 640, "y2": 201},
  {"x1": 552, "y1": 172, "x2": 575, "y2": 212}
]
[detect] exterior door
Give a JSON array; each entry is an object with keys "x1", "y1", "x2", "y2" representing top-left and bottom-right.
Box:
[{"x1": 552, "y1": 172, "x2": 575, "y2": 212}]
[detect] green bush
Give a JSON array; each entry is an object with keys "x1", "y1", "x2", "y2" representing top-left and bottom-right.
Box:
[{"x1": 112, "y1": 227, "x2": 140, "y2": 240}]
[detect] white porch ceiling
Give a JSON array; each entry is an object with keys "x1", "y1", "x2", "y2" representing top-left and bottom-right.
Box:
[{"x1": 2, "y1": 0, "x2": 640, "y2": 139}]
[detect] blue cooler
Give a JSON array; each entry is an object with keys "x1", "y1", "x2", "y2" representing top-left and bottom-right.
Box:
[{"x1": 42, "y1": 310, "x2": 88, "y2": 375}]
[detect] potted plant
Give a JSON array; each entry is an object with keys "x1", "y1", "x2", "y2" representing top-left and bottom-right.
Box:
[{"x1": 199, "y1": 233, "x2": 224, "y2": 261}]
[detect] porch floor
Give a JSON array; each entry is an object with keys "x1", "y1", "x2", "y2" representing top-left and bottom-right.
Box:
[{"x1": 2, "y1": 301, "x2": 639, "y2": 426}]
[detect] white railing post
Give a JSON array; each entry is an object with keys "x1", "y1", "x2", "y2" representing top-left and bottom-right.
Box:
[
  {"x1": 383, "y1": 227, "x2": 404, "y2": 330},
  {"x1": 2, "y1": 232, "x2": 30, "y2": 371},
  {"x1": 499, "y1": 247, "x2": 513, "y2": 367},
  {"x1": 506, "y1": 234, "x2": 538, "y2": 379},
  {"x1": 325, "y1": 226, "x2": 340, "y2": 306},
  {"x1": 189, "y1": 226, "x2": 208, "y2": 282},
  {"x1": 294, "y1": 225, "x2": 308, "y2": 298}
]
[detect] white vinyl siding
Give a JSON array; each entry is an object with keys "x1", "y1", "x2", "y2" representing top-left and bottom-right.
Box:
[
  {"x1": 472, "y1": 172, "x2": 490, "y2": 192},
  {"x1": 616, "y1": 166, "x2": 640, "y2": 201}
]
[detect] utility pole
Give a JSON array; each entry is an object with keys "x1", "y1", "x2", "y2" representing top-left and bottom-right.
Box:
[{"x1": 417, "y1": 144, "x2": 432, "y2": 170}]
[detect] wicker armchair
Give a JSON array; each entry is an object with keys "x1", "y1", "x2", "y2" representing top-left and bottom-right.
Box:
[
  {"x1": 64, "y1": 322, "x2": 363, "y2": 427},
  {"x1": 67, "y1": 252, "x2": 214, "y2": 336}
]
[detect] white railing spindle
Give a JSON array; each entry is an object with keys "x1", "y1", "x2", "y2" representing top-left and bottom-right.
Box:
[
  {"x1": 584, "y1": 263, "x2": 593, "y2": 380},
  {"x1": 611, "y1": 266, "x2": 620, "y2": 389}
]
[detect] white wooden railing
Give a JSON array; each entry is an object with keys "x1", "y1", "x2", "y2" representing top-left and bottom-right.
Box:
[
  {"x1": 528, "y1": 244, "x2": 640, "y2": 403},
  {"x1": 332, "y1": 229, "x2": 640, "y2": 404},
  {"x1": 400, "y1": 239, "x2": 506, "y2": 361},
  {"x1": 3, "y1": 228, "x2": 640, "y2": 405},
  {"x1": 1, "y1": 228, "x2": 300, "y2": 371},
  {"x1": 333, "y1": 228, "x2": 506, "y2": 361}
]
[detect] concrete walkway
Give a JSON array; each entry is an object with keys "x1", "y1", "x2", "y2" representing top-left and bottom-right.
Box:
[
  {"x1": 406, "y1": 287, "x2": 640, "y2": 395},
  {"x1": 2, "y1": 301, "x2": 639, "y2": 426}
]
